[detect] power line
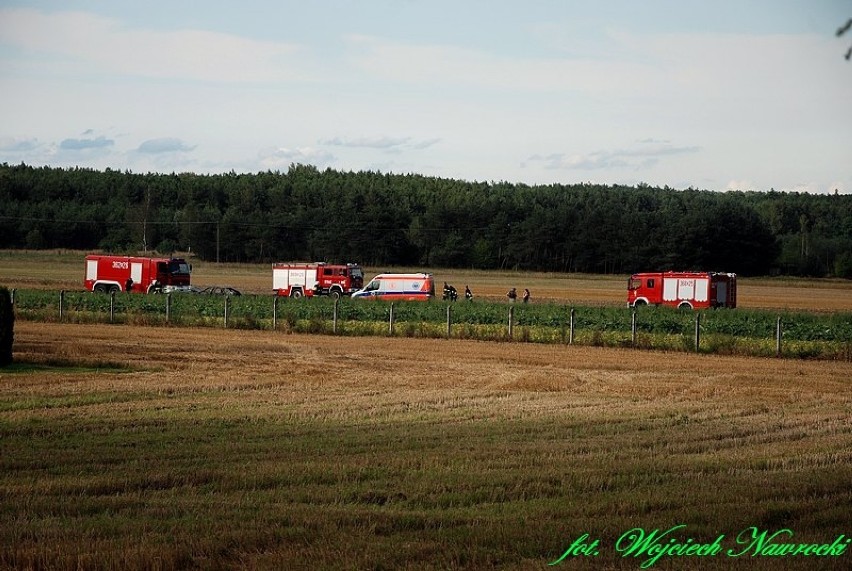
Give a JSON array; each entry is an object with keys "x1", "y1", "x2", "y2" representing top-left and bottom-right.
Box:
[{"x1": 0, "y1": 214, "x2": 494, "y2": 232}]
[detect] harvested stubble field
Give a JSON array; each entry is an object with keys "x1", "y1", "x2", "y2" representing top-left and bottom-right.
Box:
[{"x1": 2, "y1": 322, "x2": 852, "y2": 570}]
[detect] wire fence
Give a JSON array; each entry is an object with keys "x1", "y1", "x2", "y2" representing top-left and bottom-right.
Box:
[{"x1": 9, "y1": 289, "x2": 852, "y2": 360}]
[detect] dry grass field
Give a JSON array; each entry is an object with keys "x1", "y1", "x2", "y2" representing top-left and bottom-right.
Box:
[
  {"x1": 2, "y1": 321, "x2": 852, "y2": 569},
  {"x1": 2, "y1": 249, "x2": 852, "y2": 311}
]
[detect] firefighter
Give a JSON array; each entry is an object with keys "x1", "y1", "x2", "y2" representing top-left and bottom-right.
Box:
[
  {"x1": 507, "y1": 287, "x2": 517, "y2": 302},
  {"x1": 125, "y1": 277, "x2": 133, "y2": 293},
  {"x1": 523, "y1": 288, "x2": 530, "y2": 303},
  {"x1": 464, "y1": 285, "x2": 473, "y2": 301},
  {"x1": 443, "y1": 282, "x2": 458, "y2": 302}
]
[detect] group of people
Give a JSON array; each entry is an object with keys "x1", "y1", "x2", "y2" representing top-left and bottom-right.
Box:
[
  {"x1": 442, "y1": 282, "x2": 531, "y2": 303},
  {"x1": 506, "y1": 287, "x2": 531, "y2": 303},
  {"x1": 442, "y1": 283, "x2": 473, "y2": 302}
]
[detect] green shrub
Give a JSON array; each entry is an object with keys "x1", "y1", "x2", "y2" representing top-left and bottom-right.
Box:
[{"x1": 0, "y1": 286, "x2": 14, "y2": 366}]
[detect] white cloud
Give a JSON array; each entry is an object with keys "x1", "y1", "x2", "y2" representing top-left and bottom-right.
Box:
[
  {"x1": 137, "y1": 138, "x2": 195, "y2": 154},
  {"x1": 320, "y1": 136, "x2": 441, "y2": 152},
  {"x1": 59, "y1": 136, "x2": 114, "y2": 150},
  {"x1": 321, "y1": 136, "x2": 410, "y2": 149},
  {"x1": 0, "y1": 8, "x2": 309, "y2": 83},
  {"x1": 344, "y1": 30, "x2": 844, "y2": 101},
  {"x1": 726, "y1": 180, "x2": 848, "y2": 195},
  {"x1": 258, "y1": 147, "x2": 335, "y2": 170},
  {"x1": 827, "y1": 181, "x2": 847, "y2": 195},
  {"x1": 528, "y1": 141, "x2": 700, "y2": 171},
  {"x1": 344, "y1": 34, "x2": 659, "y2": 94},
  {"x1": 786, "y1": 181, "x2": 847, "y2": 195},
  {"x1": 0, "y1": 137, "x2": 40, "y2": 152},
  {"x1": 725, "y1": 180, "x2": 756, "y2": 192}
]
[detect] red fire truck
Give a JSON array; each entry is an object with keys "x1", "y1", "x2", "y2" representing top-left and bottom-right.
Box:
[
  {"x1": 273, "y1": 262, "x2": 364, "y2": 299},
  {"x1": 627, "y1": 271, "x2": 737, "y2": 309},
  {"x1": 84, "y1": 255, "x2": 192, "y2": 294}
]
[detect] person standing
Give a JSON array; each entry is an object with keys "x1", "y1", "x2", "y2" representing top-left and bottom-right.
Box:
[
  {"x1": 443, "y1": 282, "x2": 458, "y2": 301},
  {"x1": 522, "y1": 288, "x2": 530, "y2": 303},
  {"x1": 507, "y1": 287, "x2": 517, "y2": 302}
]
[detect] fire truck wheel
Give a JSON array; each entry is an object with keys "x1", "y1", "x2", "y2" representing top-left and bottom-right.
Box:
[
  {"x1": 329, "y1": 289, "x2": 342, "y2": 300},
  {"x1": 678, "y1": 302, "x2": 692, "y2": 310},
  {"x1": 633, "y1": 299, "x2": 646, "y2": 307},
  {"x1": 93, "y1": 284, "x2": 107, "y2": 294},
  {"x1": 290, "y1": 289, "x2": 304, "y2": 299},
  {"x1": 109, "y1": 285, "x2": 120, "y2": 294}
]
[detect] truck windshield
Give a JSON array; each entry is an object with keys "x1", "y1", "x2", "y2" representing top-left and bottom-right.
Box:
[{"x1": 168, "y1": 261, "x2": 191, "y2": 275}]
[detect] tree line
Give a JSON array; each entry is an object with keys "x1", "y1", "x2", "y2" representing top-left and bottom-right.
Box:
[{"x1": 1, "y1": 162, "x2": 850, "y2": 277}]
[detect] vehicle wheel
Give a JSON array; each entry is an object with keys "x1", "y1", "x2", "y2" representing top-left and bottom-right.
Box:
[
  {"x1": 109, "y1": 285, "x2": 120, "y2": 294},
  {"x1": 93, "y1": 284, "x2": 107, "y2": 294},
  {"x1": 633, "y1": 299, "x2": 647, "y2": 307},
  {"x1": 329, "y1": 289, "x2": 342, "y2": 300},
  {"x1": 291, "y1": 289, "x2": 304, "y2": 299},
  {"x1": 678, "y1": 302, "x2": 692, "y2": 310}
]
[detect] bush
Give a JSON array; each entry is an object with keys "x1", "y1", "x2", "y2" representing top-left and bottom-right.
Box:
[{"x1": 0, "y1": 286, "x2": 13, "y2": 366}]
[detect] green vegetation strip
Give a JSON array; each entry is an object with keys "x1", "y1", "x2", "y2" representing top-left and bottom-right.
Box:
[
  {"x1": 11, "y1": 289, "x2": 852, "y2": 359},
  {"x1": 0, "y1": 360, "x2": 132, "y2": 375}
]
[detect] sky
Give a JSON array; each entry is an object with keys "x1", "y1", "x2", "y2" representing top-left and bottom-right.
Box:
[{"x1": 1, "y1": 1, "x2": 851, "y2": 194}]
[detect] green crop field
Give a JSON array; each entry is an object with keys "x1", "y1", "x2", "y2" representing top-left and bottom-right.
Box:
[{"x1": 8, "y1": 286, "x2": 852, "y2": 360}]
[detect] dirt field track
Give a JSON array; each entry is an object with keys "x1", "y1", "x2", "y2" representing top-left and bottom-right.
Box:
[{"x1": 13, "y1": 321, "x2": 852, "y2": 404}]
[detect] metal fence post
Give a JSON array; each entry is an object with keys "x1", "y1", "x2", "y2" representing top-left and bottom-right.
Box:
[
  {"x1": 389, "y1": 302, "x2": 395, "y2": 335},
  {"x1": 224, "y1": 295, "x2": 229, "y2": 328},
  {"x1": 272, "y1": 296, "x2": 278, "y2": 330},
  {"x1": 10, "y1": 288, "x2": 15, "y2": 306},
  {"x1": 631, "y1": 310, "x2": 637, "y2": 347},
  {"x1": 59, "y1": 290, "x2": 64, "y2": 321},
  {"x1": 694, "y1": 312, "x2": 701, "y2": 352},
  {"x1": 110, "y1": 291, "x2": 115, "y2": 323},
  {"x1": 333, "y1": 298, "x2": 339, "y2": 334},
  {"x1": 165, "y1": 293, "x2": 171, "y2": 323},
  {"x1": 776, "y1": 316, "x2": 782, "y2": 357},
  {"x1": 446, "y1": 304, "x2": 452, "y2": 338},
  {"x1": 508, "y1": 305, "x2": 514, "y2": 339},
  {"x1": 569, "y1": 308, "x2": 575, "y2": 344}
]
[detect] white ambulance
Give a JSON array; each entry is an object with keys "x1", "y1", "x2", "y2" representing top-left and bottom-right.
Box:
[{"x1": 351, "y1": 273, "x2": 435, "y2": 301}]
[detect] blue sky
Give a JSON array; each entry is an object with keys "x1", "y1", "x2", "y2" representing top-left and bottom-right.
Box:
[{"x1": 1, "y1": 1, "x2": 850, "y2": 193}]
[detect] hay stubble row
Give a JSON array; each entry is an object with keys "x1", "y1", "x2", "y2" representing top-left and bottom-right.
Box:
[{"x1": 2, "y1": 321, "x2": 852, "y2": 569}]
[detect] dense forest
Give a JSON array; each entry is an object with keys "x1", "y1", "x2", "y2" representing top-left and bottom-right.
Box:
[{"x1": 1, "y1": 162, "x2": 851, "y2": 277}]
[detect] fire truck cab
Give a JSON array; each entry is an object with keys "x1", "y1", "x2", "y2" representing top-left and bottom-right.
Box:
[{"x1": 628, "y1": 271, "x2": 737, "y2": 309}]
